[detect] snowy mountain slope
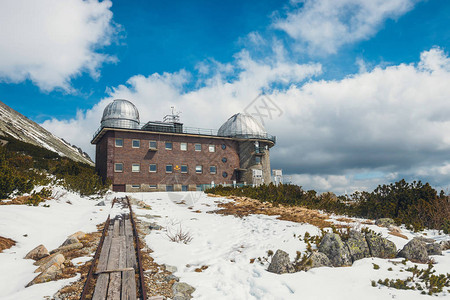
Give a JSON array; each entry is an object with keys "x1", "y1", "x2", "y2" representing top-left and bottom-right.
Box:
[{"x1": 0, "y1": 100, "x2": 93, "y2": 165}]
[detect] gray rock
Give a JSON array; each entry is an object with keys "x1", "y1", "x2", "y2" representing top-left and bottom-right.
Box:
[
  {"x1": 26, "y1": 262, "x2": 63, "y2": 287},
  {"x1": 164, "y1": 264, "x2": 177, "y2": 273},
  {"x1": 164, "y1": 274, "x2": 179, "y2": 282},
  {"x1": 345, "y1": 230, "x2": 371, "y2": 262},
  {"x1": 302, "y1": 251, "x2": 331, "y2": 271},
  {"x1": 60, "y1": 236, "x2": 79, "y2": 247},
  {"x1": 365, "y1": 232, "x2": 397, "y2": 259},
  {"x1": 35, "y1": 253, "x2": 65, "y2": 273},
  {"x1": 375, "y1": 218, "x2": 395, "y2": 227},
  {"x1": 440, "y1": 240, "x2": 450, "y2": 251},
  {"x1": 318, "y1": 233, "x2": 352, "y2": 267},
  {"x1": 426, "y1": 243, "x2": 442, "y2": 256},
  {"x1": 96, "y1": 200, "x2": 106, "y2": 206},
  {"x1": 149, "y1": 222, "x2": 163, "y2": 230},
  {"x1": 415, "y1": 236, "x2": 435, "y2": 243},
  {"x1": 398, "y1": 238, "x2": 429, "y2": 263},
  {"x1": 50, "y1": 242, "x2": 83, "y2": 254},
  {"x1": 24, "y1": 244, "x2": 49, "y2": 261},
  {"x1": 267, "y1": 249, "x2": 295, "y2": 274},
  {"x1": 172, "y1": 282, "x2": 195, "y2": 299}
]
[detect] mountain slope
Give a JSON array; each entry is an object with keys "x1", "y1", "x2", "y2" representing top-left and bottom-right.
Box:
[{"x1": 0, "y1": 100, "x2": 93, "y2": 165}]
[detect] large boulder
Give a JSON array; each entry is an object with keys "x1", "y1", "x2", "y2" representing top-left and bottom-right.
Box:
[
  {"x1": 365, "y1": 232, "x2": 397, "y2": 259},
  {"x1": 345, "y1": 230, "x2": 371, "y2": 262},
  {"x1": 26, "y1": 262, "x2": 63, "y2": 287},
  {"x1": 375, "y1": 218, "x2": 395, "y2": 227},
  {"x1": 35, "y1": 253, "x2": 65, "y2": 273},
  {"x1": 267, "y1": 249, "x2": 295, "y2": 274},
  {"x1": 50, "y1": 242, "x2": 83, "y2": 254},
  {"x1": 426, "y1": 243, "x2": 442, "y2": 256},
  {"x1": 24, "y1": 245, "x2": 49, "y2": 261},
  {"x1": 318, "y1": 233, "x2": 352, "y2": 267},
  {"x1": 60, "y1": 236, "x2": 79, "y2": 247},
  {"x1": 301, "y1": 251, "x2": 331, "y2": 271},
  {"x1": 398, "y1": 238, "x2": 429, "y2": 263}
]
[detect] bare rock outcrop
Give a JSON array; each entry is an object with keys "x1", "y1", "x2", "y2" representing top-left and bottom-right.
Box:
[
  {"x1": 267, "y1": 249, "x2": 295, "y2": 274},
  {"x1": 365, "y1": 232, "x2": 397, "y2": 258},
  {"x1": 398, "y1": 238, "x2": 429, "y2": 263},
  {"x1": 318, "y1": 233, "x2": 352, "y2": 267}
]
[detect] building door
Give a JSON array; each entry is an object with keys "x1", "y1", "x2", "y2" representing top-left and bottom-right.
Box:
[{"x1": 113, "y1": 184, "x2": 125, "y2": 192}]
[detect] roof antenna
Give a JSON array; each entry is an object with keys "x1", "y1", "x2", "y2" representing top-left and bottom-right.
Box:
[{"x1": 163, "y1": 106, "x2": 181, "y2": 123}]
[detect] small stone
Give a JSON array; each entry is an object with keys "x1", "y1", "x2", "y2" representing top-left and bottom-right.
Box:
[
  {"x1": 172, "y1": 282, "x2": 195, "y2": 299},
  {"x1": 164, "y1": 264, "x2": 177, "y2": 273},
  {"x1": 68, "y1": 231, "x2": 85, "y2": 240},
  {"x1": 440, "y1": 240, "x2": 450, "y2": 251},
  {"x1": 35, "y1": 253, "x2": 65, "y2": 273},
  {"x1": 375, "y1": 218, "x2": 395, "y2": 227},
  {"x1": 24, "y1": 245, "x2": 49, "y2": 261},
  {"x1": 267, "y1": 249, "x2": 295, "y2": 274},
  {"x1": 164, "y1": 274, "x2": 179, "y2": 282},
  {"x1": 149, "y1": 222, "x2": 163, "y2": 230},
  {"x1": 398, "y1": 238, "x2": 429, "y2": 263}
]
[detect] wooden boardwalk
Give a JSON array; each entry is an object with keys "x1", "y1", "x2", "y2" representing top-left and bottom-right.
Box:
[{"x1": 92, "y1": 214, "x2": 138, "y2": 300}]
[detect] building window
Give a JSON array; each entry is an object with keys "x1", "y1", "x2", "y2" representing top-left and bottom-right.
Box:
[
  {"x1": 165, "y1": 142, "x2": 173, "y2": 150},
  {"x1": 149, "y1": 184, "x2": 157, "y2": 189},
  {"x1": 181, "y1": 165, "x2": 188, "y2": 173},
  {"x1": 182, "y1": 185, "x2": 188, "y2": 191},
  {"x1": 115, "y1": 138, "x2": 123, "y2": 147},
  {"x1": 196, "y1": 185, "x2": 202, "y2": 191},
  {"x1": 255, "y1": 156, "x2": 261, "y2": 164},
  {"x1": 222, "y1": 157, "x2": 227, "y2": 163},
  {"x1": 210, "y1": 166, "x2": 217, "y2": 174},
  {"x1": 221, "y1": 144, "x2": 226, "y2": 150},
  {"x1": 166, "y1": 164, "x2": 173, "y2": 173},
  {"x1": 209, "y1": 145, "x2": 215, "y2": 152},
  {"x1": 180, "y1": 142, "x2": 187, "y2": 151},
  {"x1": 149, "y1": 140, "x2": 157, "y2": 149},
  {"x1": 166, "y1": 185, "x2": 174, "y2": 191},
  {"x1": 195, "y1": 165, "x2": 202, "y2": 174},
  {"x1": 132, "y1": 139, "x2": 140, "y2": 148},
  {"x1": 195, "y1": 144, "x2": 201, "y2": 151},
  {"x1": 132, "y1": 164, "x2": 140, "y2": 172},
  {"x1": 131, "y1": 184, "x2": 140, "y2": 188},
  {"x1": 114, "y1": 163, "x2": 123, "y2": 172},
  {"x1": 149, "y1": 164, "x2": 157, "y2": 172},
  {"x1": 222, "y1": 171, "x2": 228, "y2": 178}
]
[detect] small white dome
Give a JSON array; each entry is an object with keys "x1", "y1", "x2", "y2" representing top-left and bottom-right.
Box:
[
  {"x1": 101, "y1": 99, "x2": 140, "y2": 129},
  {"x1": 218, "y1": 113, "x2": 267, "y2": 138}
]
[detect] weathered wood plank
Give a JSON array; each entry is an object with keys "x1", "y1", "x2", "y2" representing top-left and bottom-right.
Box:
[
  {"x1": 113, "y1": 219, "x2": 120, "y2": 238},
  {"x1": 96, "y1": 234, "x2": 112, "y2": 273},
  {"x1": 92, "y1": 273, "x2": 109, "y2": 300},
  {"x1": 121, "y1": 269, "x2": 137, "y2": 300},
  {"x1": 119, "y1": 218, "x2": 126, "y2": 236},
  {"x1": 106, "y1": 237, "x2": 121, "y2": 299},
  {"x1": 125, "y1": 218, "x2": 133, "y2": 237}
]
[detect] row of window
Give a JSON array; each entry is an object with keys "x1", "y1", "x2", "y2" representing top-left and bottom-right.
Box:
[
  {"x1": 114, "y1": 163, "x2": 228, "y2": 177},
  {"x1": 131, "y1": 184, "x2": 201, "y2": 191},
  {"x1": 115, "y1": 138, "x2": 226, "y2": 152}
]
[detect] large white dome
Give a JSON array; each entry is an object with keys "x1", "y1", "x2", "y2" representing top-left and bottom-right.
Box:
[
  {"x1": 217, "y1": 113, "x2": 267, "y2": 138},
  {"x1": 101, "y1": 99, "x2": 140, "y2": 129}
]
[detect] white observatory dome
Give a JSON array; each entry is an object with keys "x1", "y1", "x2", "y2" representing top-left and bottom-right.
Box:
[
  {"x1": 217, "y1": 113, "x2": 267, "y2": 138},
  {"x1": 101, "y1": 99, "x2": 140, "y2": 129}
]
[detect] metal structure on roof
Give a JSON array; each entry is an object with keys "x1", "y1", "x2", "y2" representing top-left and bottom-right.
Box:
[
  {"x1": 217, "y1": 113, "x2": 267, "y2": 139},
  {"x1": 101, "y1": 99, "x2": 140, "y2": 129}
]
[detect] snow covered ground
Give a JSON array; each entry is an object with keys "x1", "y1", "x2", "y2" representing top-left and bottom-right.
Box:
[{"x1": 0, "y1": 190, "x2": 449, "y2": 299}]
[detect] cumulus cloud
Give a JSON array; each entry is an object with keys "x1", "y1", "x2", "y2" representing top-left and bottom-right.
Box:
[
  {"x1": 0, "y1": 0, "x2": 117, "y2": 91},
  {"x1": 42, "y1": 47, "x2": 450, "y2": 194},
  {"x1": 273, "y1": 0, "x2": 419, "y2": 54}
]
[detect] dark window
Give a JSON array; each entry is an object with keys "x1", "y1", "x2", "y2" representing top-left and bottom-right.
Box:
[
  {"x1": 115, "y1": 138, "x2": 123, "y2": 147},
  {"x1": 210, "y1": 166, "x2": 217, "y2": 174},
  {"x1": 132, "y1": 139, "x2": 140, "y2": 148},
  {"x1": 222, "y1": 157, "x2": 227, "y2": 163},
  {"x1": 255, "y1": 156, "x2": 261, "y2": 164},
  {"x1": 166, "y1": 165, "x2": 173, "y2": 173},
  {"x1": 114, "y1": 163, "x2": 123, "y2": 172},
  {"x1": 221, "y1": 144, "x2": 226, "y2": 150},
  {"x1": 165, "y1": 142, "x2": 173, "y2": 150},
  {"x1": 182, "y1": 185, "x2": 188, "y2": 191},
  {"x1": 149, "y1": 185, "x2": 157, "y2": 189},
  {"x1": 222, "y1": 172, "x2": 228, "y2": 178},
  {"x1": 166, "y1": 185, "x2": 174, "y2": 191},
  {"x1": 149, "y1": 141, "x2": 157, "y2": 149},
  {"x1": 149, "y1": 164, "x2": 157, "y2": 172},
  {"x1": 195, "y1": 144, "x2": 202, "y2": 151},
  {"x1": 181, "y1": 165, "x2": 188, "y2": 173}
]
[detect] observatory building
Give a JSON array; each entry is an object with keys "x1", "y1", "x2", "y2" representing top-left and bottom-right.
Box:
[{"x1": 91, "y1": 99, "x2": 276, "y2": 192}]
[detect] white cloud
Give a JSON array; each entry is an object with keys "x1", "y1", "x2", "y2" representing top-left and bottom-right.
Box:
[
  {"x1": 273, "y1": 0, "x2": 419, "y2": 54},
  {"x1": 42, "y1": 47, "x2": 450, "y2": 194},
  {"x1": 0, "y1": 0, "x2": 117, "y2": 91}
]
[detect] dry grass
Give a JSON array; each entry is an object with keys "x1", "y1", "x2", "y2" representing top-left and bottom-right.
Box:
[
  {"x1": 212, "y1": 196, "x2": 340, "y2": 229},
  {"x1": 194, "y1": 265, "x2": 209, "y2": 272},
  {"x1": 0, "y1": 236, "x2": 16, "y2": 252},
  {"x1": 388, "y1": 230, "x2": 408, "y2": 240}
]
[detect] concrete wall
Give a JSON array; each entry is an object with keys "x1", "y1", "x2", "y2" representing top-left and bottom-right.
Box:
[{"x1": 238, "y1": 140, "x2": 272, "y2": 185}]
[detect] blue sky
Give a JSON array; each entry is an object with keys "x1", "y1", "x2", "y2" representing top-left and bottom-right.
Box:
[{"x1": 1, "y1": 0, "x2": 450, "y2": 193}]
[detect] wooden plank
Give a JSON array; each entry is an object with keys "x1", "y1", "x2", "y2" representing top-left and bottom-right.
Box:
[
  {"x1": 125, "y1": 232, "x2": 137, "y2": 269},
  {"x1": 113, "y1": 219, "x2": 120, "y2": 238},
  {"x1": 119, "y1": 218, "x2": 125, "y2": 237},
  {"x1": 96, "y1": 235, "x2": 112, "y2": 273},
  {"x1": 125, "y1": 218, "x2": 133, "y2": 237},
  {"x1": 121, "y1": 269, "x2": 137, "y2": 300},
  {"x1": 106, "y1": 237, "x2": 121, "y2": 299},
  {"x1": 92, "y1": 273, "x2": 109, "y2": 300}
]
